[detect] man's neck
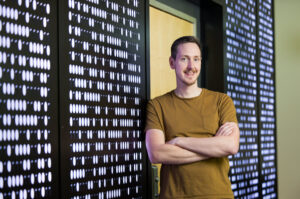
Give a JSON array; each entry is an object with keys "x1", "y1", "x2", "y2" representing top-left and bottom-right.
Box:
[{"x1": 174, "y1": 86, "x2": 202, "y2": 99}]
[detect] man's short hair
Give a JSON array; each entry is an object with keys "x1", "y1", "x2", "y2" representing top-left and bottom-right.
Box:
[{"x1": 171, "y1": 36, "x2": 202, "y2": 59}]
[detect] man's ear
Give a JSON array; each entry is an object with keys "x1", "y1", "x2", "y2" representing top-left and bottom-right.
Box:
[{"x1": 169, "y1": 56, "x2": 175, "y2": 69}]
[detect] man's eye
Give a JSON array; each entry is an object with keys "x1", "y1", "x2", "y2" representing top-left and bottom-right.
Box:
[{"x1": 181, "y1": 57, "x2": 187, "y2": 61}]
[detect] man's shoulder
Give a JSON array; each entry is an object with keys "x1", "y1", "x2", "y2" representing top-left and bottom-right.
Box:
[
  {"x1": 203, "y1": 89, "x2": 235, "y2": 110},
  {"x1": 146, "y1": 91, "x2": 174, "y2": 117},
  {"x1": 150, "y1": 90, "x2": 174, "y2": 104},
  {"x1": 203, "y1": 88, "x2": 227, "y2": 99}
]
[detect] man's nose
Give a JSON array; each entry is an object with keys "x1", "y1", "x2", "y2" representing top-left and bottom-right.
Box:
[{"x1": 187, "y1": 60, "x2": 194, "y2": 69}]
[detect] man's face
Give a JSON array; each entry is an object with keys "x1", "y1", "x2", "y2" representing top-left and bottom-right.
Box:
[{"x1": 170, "y1": 42, "x2": 202, "y2": 87}]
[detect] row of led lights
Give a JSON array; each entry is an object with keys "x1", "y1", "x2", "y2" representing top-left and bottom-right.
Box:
[
  {"x1": 0, "y1": 38, "x2": 50, "y2": 57},
  {"x1": 71, "y1": 174, "x2": 141, "y2": 192},
  {"x1": 0, "y1": 186, "x2": 50, "y2": 198},
  {"x1": 0, "y1": 55, "x2": 51, "y2": 71},
  {"x1": 68, "y1": 0, "x2": 138, "y2": 17},
  {"x1": 2, "y1": 113, "x2": 50, "y2": 126},
  {"x1": 3, "y1": 22, "x2": 47, "y2": 41},
  {"x1": 0, "y1": 129, "x2": 50, "y2": 142},
  {"x1": 4, "y1": 142, "x2": 52, "y2": 157},
  {"x1": 0, "y1": 6, "x2": 49, "y2": 29},
  {"x1": 1, "y1": 172, "x2": 52, "y2": 190},
  {"x1": 71, "y1": 139, "x2": 141, "y2": 153}
]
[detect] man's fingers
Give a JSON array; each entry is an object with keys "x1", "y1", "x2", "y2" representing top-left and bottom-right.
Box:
[
  {"x1": 216, "y1": 123, "x2": 235, "y2": 136},
  {"x1": 166, "y1": 137, "x2": 179, "y2": 145},
  {"x1": 216, "y1": 129, "x2": 232, "y2": 136}
]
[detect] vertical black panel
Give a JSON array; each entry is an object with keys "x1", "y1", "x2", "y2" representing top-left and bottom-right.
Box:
[
  {"x1": 224, "y1": 0, "x2": 260, "y2": 198},
  {"x1": 200, "y1": 1, "x2": 224, "y2": 92},
  {"x1": 59, "y1": 0, "x2": 147, "y2": 198},
  {"x1": 0, "y1": 1, "x2": 58, "y2": 198},
  {"x1": 224, "y1": 0, "x2": 277, "y2": 198},
  {"x1": 257, "y1": 0, "x2": 277, "y2": 198}
]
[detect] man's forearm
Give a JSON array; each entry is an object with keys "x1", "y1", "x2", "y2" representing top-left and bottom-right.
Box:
[
  {"x1": 175, "y1": 136, "x2": 238, "y2": 158},
  {"x1": 169, "y1": 123, "x2": 240, "y2": 158},
  {"x1": 150, "y1": 143, "x2": 209, "y2": 165}
]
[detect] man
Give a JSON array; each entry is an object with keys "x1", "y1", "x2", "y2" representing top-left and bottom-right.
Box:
[{"x1": 145, "y1": 36, "x2": 240, "y2": 199}]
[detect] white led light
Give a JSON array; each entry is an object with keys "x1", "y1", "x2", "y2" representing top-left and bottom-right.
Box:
[
  {"x1": 22, "y1": 85, "x2": 27, "y2": 96},
  {"x1": 31, "y1": 174, "x2": 35, "y2": 184},
  {"x1": 25, "y1": 26, "x2": 29, "y2": 37},
  {"x1": 41, "y1": 186, "x2": 45, "y2": 197},
  {"x1": 37, "y1": 144, "x2": 41, "y2": 154},
  {"x1": 46, "y1": 4, "x2": 50, "y2": 14},
  {"x1": 44, "y1": 115, "x2": 48, "y2": 126},
  {"x1": 26, "y1": 129, "x2": 30, "y2": 140},
  {"x1": 44, "y1": 130, "x2": 48, "y2": 140},
  {"x1": 48, "y1": 172, "x2": 52, "y2": 182},
  {"x1": 25, "y1": 12, "x2": 30, "y2": 23},
  {"x1": 32, "y1": 0, "x2": 37, "y2": 10},
  {"x1": 43, "y1": 17, "x2": 47, "y2": 27},
  {"x1": 39, "y1": 30, "x2": 44, "y2": 40},
  {"x1": 7, "y1": 160, "x2": 11, "y2": 172},
  {"x1": 48, "y1": 157, "x2": 52, "y2": 168},
  {"x1": 30, "y1": 188, "x2": 34, "y2": 198}
]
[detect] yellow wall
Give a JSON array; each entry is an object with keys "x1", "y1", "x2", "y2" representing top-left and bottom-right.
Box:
[
  {"x1": 150, "y1": 6, "x2": 194, "y2": 98},
  {"x1": 275, "y1": 0, "x2": 300, "y2": 198},
  {"x1": 149, "y1": 6, "x2": 194, "y2": 193}
]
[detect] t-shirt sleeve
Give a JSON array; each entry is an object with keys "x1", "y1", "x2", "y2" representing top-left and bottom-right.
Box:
[
  {"x1": 144, "y1": 100, "x2": 164, "y2": 132},
  {"x1": 218, "y1": 94, "x2": 238, "y2": 125}
]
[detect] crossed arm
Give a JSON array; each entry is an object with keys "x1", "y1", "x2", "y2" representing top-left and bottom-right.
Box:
[{"x1": 145, "y1": 122, "x2": 240, "y2": 165}]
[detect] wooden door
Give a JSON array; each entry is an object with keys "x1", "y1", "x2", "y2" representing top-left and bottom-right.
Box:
[{"x1": 149, "y1": 5, "x2": 195, "y2": 194}]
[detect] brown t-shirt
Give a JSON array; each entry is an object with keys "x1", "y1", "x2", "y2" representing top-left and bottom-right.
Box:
[{"x1": 145, "y1": 88, "x2": 238, "y2": 199}]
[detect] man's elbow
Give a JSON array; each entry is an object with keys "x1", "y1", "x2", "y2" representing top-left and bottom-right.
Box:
[
  {"x1": 228, "y1": 141, "x2": 239, "y2": 155},
  {"x1": 149, "y1": 157, "x2": 161, "y2": 164},
  {"x1": 147, "y1": 150, "x2": 162, "y2": 164},
  {"x1": 228, "y1": 130, "x2": 239, "y2": 155},
  {"x1": 229, "y1": 146, "x2": 239, "y2": 155},
  {"x1": 224, "y1": 136, "x2": 239, "y2": 156}
]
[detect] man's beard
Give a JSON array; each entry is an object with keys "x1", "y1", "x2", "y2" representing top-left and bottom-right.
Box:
[{"x1": 181, "y1": 69, "x2": 198, "y2": 86}]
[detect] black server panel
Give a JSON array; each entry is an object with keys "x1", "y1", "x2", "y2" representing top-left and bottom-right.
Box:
[
  {"x1": 257, "y1": 1, "x2": 277, "y2": 198},
  {"x1": 0, "y1": 1, "x2": 59, "y2": 198},
  {"x1": 58, "y1": 0, "x2": 147, "y2": 198},
  {"x1": 225, "y1": 0, "x2": 277, "y2": 198}
]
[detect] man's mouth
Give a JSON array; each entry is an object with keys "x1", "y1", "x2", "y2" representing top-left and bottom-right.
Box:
[{"x1": 184, "y1": 70, "x2": 196, "y2": 76}]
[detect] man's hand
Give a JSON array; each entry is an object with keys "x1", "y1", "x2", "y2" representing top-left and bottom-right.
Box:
[
  {"x1": 166, "y1": 137, "x2": 180, "y2": 145},
  {"x1": 215, "y1": 122, "x2": 236, "y2": 137}
]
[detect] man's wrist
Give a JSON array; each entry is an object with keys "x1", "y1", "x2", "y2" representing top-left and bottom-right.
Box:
[{"x1": 175, "y1": 137, "x2": 185, "y2": 147}]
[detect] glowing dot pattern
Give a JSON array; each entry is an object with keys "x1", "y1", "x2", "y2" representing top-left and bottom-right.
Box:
[
  {"x1": 59, "y1": 0, "x2": 146, "y2": 198},
  {"x1": 0, "y1": 0, "x2": 276, "y2": 198},
  {"x1": 0, "y1": 0, "x2": 58, "y2": 198},
  {"x1": 258, "y1": 1, "x2": 277, "y2": 198},
  {"x1": 225, "y1": 0, "x2": 277, "y2": 198},
  {"x1": 225, "y1": 1, "x2": 260, "y2": 197}
]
